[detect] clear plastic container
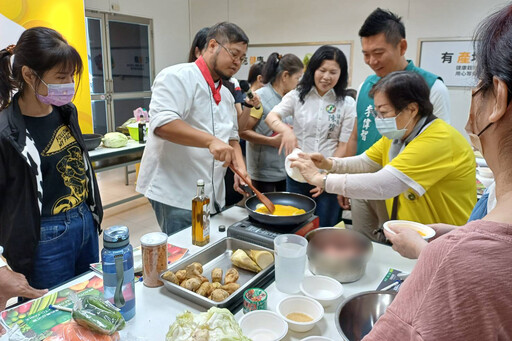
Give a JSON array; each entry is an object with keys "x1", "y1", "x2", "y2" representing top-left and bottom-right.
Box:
[{"x1": 140, "y1": 232, "x2": 168, "y2": 287}]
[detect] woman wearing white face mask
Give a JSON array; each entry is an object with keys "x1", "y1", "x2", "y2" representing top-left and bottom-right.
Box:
[
  {"x1": 290, "y1": 71, "x2": 476, "y2": 241},
  {"x1": 0, "y1": 27, "x2": 103, "y2": 291}
]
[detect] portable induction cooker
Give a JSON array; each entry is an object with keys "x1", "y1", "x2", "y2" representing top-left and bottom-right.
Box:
[{"x1": 227, "y1": 215, "x2": 320, "y2": 249}]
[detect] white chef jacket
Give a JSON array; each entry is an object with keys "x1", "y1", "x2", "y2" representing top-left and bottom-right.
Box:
[
  {"x1": 136, "y1": 61, "x2": 239, "y2": 212},
  {"x1": 271, "y1": 87, "x2": 356, "y2": 157}
]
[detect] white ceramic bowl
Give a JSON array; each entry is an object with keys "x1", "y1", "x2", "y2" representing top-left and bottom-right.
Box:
[
  {"x1": 285, "y1": 148, "x2": 307, "y2": 183},
  {"x1": 383, "y1": 220, "x2": 435, "y2": 240},
  {"x1": 300, "y1": 337, "x2": 335, "y2": 341},
  {"x1": 300, "y1": 275, "x2": 344, "y2": 307},
  {"x1": 239, "y1": 310, "x2": 288, "y2": 341},
  {"x1": 277, "y1": 295, "x2": 324, "y2": 333},
  {"x1": 478, "y1": 167, "x2": 494, "y2": 178}
]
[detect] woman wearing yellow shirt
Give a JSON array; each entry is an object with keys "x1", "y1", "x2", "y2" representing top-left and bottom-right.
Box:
[{"x1": 290, "y1": 71, "x2": 476, "y2": 242}]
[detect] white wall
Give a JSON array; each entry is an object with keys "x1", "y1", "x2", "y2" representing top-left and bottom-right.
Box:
[
  {"x1": 188, "y1": 0, "x2": 510, "y2": 136},
  {"x1": 84, "y1": 0, "x2": 511, "y2": 136}
]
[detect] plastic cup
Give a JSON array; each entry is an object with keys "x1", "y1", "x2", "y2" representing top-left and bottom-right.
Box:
[{"x1": 274, "y1": 234, "x2": 308, "y2": 294}]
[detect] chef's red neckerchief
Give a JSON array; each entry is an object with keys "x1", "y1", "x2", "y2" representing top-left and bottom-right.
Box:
[{"x1": 195, "y1": 56, "x2": 222, "y2": 105}]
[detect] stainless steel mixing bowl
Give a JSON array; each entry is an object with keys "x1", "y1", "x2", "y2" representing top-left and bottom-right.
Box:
[
  {"x1": 335, "y1": 291, "x2": 397, "y2": 341},
  {"x1": 305, "y1": 228, "x2": 373, "y2": 283}
]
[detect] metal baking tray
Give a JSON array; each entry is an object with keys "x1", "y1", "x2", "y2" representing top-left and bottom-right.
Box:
[{"x1": 160, "y1": 237, "x2": 275, "y2": 310}]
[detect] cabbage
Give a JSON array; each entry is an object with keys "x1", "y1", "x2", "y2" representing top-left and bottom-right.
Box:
[
  {"x1": 102, "y1": 132, "x2": 128, "y2": 148},
  {"x1": 166, "y1": 307, "x2": 251, "y2": 341}
]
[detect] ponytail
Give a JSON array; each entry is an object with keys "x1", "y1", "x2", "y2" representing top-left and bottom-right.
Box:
[
  {"x1": 262, "y1": 52, "x2": 303, "y2": 85},
  {"x1": 262, "y1": 52, "x2": 281, "y2": 84},
  {"x1": 0, "y1": 46, "x2": 15, "y2": 110}
]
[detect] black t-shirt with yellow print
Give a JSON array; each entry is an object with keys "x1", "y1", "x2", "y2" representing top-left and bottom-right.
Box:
[{"x1": 24, "y1": 109, "x2": 88, "y2": 216}]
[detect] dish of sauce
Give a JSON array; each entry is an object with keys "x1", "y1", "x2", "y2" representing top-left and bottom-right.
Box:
[
  {"x1": 389, "y1": 223, "x2": 427, "y2": 237},
  {"x1": 286, "y1": 312, "x2": 313, "y2": 322}
]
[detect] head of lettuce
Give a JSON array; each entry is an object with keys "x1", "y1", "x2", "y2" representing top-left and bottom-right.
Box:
[{"x1": 166, "y1": 307, "x2": 251, "y2": 341}]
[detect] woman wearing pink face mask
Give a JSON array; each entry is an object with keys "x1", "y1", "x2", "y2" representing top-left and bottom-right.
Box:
[{"x1": 0, "y1": 27, "x2": 103, "y2": 292}]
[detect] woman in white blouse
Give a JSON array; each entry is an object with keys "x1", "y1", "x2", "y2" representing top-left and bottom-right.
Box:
[{"x1": 265, "y1": 45, "x2": 356, "y2": 227}]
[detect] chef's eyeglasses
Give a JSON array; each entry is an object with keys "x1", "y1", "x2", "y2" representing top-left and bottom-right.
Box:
[{"x1": 216, "y1": 40, "x2": 247, "y2": 64}]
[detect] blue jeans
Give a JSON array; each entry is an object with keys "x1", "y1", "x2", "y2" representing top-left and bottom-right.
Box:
[
  {"x1": 149, "y1": 199, "x2": 192, "y2": 235},
  {"x1": 31, "y1": 201, "x2": 99, "y2": 289},
  {"x1": 286, "y1": 176, "x2": 341, "y2": 227}
]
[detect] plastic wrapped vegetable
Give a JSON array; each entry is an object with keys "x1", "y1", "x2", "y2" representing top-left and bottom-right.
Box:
[
  {"x1": 72, "y1": 296, "x2": 125, "y2": 335},
  {"x1": 102, "y1": 132, "x2": 128, "y2": 148},
  {"x1": 44, "y1": 320, "x2": 120, "y2": 341}
]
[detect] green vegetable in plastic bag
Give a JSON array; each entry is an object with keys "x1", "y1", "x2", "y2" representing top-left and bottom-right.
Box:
[
  {"x1": 102, "y1": 132, "x2": 128, "y2": 148},
  {"x1": 72, "y1": 296, "x2": 126, "y2": 335}
]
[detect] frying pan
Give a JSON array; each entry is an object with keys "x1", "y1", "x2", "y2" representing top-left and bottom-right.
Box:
[{"x1": 244, "y1": 191, "x2": 316, "y2": 226}]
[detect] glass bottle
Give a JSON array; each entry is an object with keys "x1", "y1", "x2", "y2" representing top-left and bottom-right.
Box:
[
  {"x1": 192, "y1": 179, "x2": 210, "y2": 246},
  {"x1": 138, "y1": 114, "x2": 146, "y2": 144}
]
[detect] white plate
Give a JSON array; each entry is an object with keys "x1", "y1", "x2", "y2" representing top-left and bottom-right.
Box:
[
  {"x1": 285, "y1": 148, "x2": 307, "y2": 183},
  {"x1": 383, "y1": 220, "x2": 435, "y2": 240}
]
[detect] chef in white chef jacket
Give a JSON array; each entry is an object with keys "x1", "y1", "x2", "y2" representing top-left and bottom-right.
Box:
[{"x1": 137, "y1": 22, "x2": 254, "y2": 235}]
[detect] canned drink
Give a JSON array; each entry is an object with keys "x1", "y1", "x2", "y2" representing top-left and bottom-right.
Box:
[
  {"x1": 243, "y1": 288, "x2": 267, "y2": 313},
  {"x1": 140, "y1": 232, "x2": 168, "y2": 287}
]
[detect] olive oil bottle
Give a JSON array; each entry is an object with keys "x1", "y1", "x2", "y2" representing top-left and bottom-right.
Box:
[{"x1": 192, "y1": 179, "x2": 210, "y2": 246}]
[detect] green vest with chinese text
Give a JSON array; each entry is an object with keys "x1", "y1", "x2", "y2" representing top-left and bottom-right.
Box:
[{"x1": 356, "y1": 60, "x2": 442, "y2": 155}]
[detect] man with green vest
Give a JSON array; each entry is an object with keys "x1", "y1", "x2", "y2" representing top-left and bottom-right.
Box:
[{"x1": 344, "y1": 8, "x2": 450, "y2": 242}]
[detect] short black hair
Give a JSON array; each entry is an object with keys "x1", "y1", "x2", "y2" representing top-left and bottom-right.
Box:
[
  {"x1": 188, "y1": 27, "x2": 209, "y2": 62},
  {"x1": 359, "y1": 8, "x2": 405, "y2": 45},
  {"x1": 369, "y1": 71, "x2": 433, "y2": 118},
  {"x1": 297, "y1": 45, "x2": 348, "y2": 103},
  {"x1": 206, "y1": 22, "x2": 249, "y2": 46},
  {"x1": 474, "y1": 4, "x2": 512, "y2": 101}
]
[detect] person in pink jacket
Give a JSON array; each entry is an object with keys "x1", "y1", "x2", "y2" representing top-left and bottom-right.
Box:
[{"x1": 363, "y1": 4, "x2": 512, "y2": 340}]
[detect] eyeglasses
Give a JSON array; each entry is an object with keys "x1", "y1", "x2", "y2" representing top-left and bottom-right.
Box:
[
  {"x1": 370, "y1": 107, "x2": 397, "y2": 119},
  {"x1": 216, "y1": 40, "x2": 247, "y2": 64}
]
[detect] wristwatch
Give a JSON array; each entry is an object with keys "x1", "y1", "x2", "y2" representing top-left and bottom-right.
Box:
[{"x1": 322, "y1": 174, "x2": 328, "y2": 189}]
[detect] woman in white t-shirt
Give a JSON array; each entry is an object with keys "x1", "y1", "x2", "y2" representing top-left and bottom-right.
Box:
[{"x1": 266, "y1": 45, "x2": 356, "y2": 227}]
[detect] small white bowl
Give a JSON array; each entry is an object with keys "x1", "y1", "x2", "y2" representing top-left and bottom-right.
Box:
[
  {"x1": 277, "y1": 295, "x2": 324, "y2": 333},
  {"x1": 285, "y1": 148, "x2": 307, "y2": 183},
  {"x1": 478, "y1": 167, "x2": 493, "y2": 178},
  {"x1": 300, "y1": 275, "x2": 344, "y2": 307},
  {"x1": 239, "y1": 310, "x2": 288, "y2": 341},
  {"x1": 383, "y1": 220, "x2": 435, "y2": 240},
  {"x1": 300, "y1": 337, "x2": 335, "y2": 341}
]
